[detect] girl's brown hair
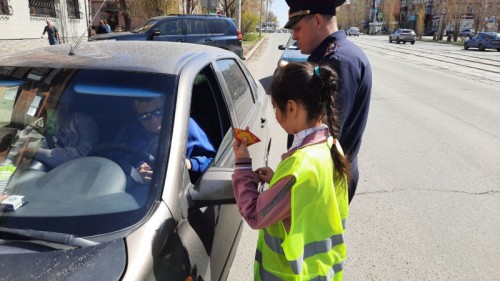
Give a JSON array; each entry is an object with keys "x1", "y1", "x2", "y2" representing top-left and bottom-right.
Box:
[{"x1": 270, "y1": 62, "x2": 351, "y2": 188}]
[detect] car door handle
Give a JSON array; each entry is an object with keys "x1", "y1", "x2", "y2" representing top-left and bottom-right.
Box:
[
  {"x1": 205, "y1": 38, "x2": 213, "y2": 42},
  {"x1": 261, "y1": 118, "x2": 267, "y2": 128},
  {"x1": 176, "y1": 39, "x2": 185, "y2": 42}
]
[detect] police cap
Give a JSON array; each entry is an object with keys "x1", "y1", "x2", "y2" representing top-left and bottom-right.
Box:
[{"x1": 284, "y1": 0, "x2": 346, "y2": 29}]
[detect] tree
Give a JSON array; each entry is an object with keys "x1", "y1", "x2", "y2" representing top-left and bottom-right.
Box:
[
  {"x1": 241, "y1": 11, "x2": 259, "y2": 33},
  {"x1": 337, "y1": 0, "x2": 368, "y2": 31},
  {"x1": 382, "y1": 0, "x2": 399, "y2": 33},
  {"x1": 119, "y1": 0, "x2": 132, "y2": 31}
]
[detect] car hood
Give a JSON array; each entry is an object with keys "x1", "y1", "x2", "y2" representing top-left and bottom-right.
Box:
[
  {"x1": 282, "y1": 50, "x2": 309, "y2": 62},
  {"x1": 89, "y1": 32, "x2": 147, "y2": 41},
  {"x1": 0, "y1": 238, "x2": 126, "y2": 280}
]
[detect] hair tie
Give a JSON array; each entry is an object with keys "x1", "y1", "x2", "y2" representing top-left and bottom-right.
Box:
[{"x1": 314, "y1": 66, "x2": 320, "y2": 76}]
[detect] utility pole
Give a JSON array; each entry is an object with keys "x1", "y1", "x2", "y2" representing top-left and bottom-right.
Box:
[{"x1": 259, "y1": 0, "x2": 262, "y2": 36}]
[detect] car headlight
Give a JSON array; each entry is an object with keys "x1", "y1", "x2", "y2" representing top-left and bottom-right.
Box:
[{"x1": 279, "y1": 60, "x2": 289, "y2": 68}]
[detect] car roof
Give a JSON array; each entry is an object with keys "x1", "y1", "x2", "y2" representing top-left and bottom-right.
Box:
[
  {"x1": 0, "y1": 41, "x2": 235, "y2": 75},
  {"x1": 150, "y1": 14, "x2": 231, "y2": 20}
]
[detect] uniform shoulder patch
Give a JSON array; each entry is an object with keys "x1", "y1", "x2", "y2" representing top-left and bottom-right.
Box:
[{"x1": 324, "y1": 42, "x2": 338, "y2": 57}]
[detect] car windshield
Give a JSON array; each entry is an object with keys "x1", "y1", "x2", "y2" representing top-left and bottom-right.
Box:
[
  {"x1": 0, "y1": 67, "x2": 175, "y2": 237},
  {"x1": 131, "y1": 18, "x2": 160, "y2": 33}
]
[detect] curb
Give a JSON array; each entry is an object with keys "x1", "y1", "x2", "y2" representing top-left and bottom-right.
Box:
[{"x1": 244, "y1": 35, "x2": 267, "y2": 61}]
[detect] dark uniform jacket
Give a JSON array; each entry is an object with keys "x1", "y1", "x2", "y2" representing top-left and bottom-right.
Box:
[{"x1": 308, "y1": 30, "x2": 372, "y2": 202}]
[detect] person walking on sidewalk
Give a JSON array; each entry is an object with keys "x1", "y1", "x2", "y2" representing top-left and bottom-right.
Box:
[
  {"x1": 41, "y1": 20, "x2": 61, "y2": 45},
  {"x1": 284, "y1": 0, "x2": 372, "y2": 204}
]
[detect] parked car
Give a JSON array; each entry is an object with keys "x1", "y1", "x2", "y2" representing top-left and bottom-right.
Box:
[
  {"x1": 459, "y1": 28, "x2": 475, "y2": 37},
  {"x1": 389, "y1": 29, "x2": 416, "y2": 44},
  {"x1": 88, "y1": 14, "x2": 244, "y2": 59},
  {"x1": 275, "y1": 37, "x2": 309, "y2": 76},
  {"x1": 464, "y1": 32, "x2": 500, "y2": 51},
  {"x1": 347, "y1": 27, "x2": 360, "y2": 36},
  {"x1": 0, "y1": 41, "x2": 271, "y2": 280}
]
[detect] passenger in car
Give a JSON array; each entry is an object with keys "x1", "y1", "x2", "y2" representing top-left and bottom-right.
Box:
[
  {"x1": 232, "y1": 63, "x2": 350, "y2": 280},
  {"x1": 16, "y1": 93, "x2": 99, "y2": 168},
  {"x1": 116, "y1": 96, "x2": 216, "y2": 184}
]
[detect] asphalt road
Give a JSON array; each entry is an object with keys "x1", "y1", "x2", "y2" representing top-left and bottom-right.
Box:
[{"x1": 228, "y1": 33, "x2": 500, "y2": 281}]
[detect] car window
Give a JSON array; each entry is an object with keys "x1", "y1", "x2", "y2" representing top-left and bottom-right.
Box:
[
  {"x1": 131, "y1": 18, "x2": 160, "y2": 33},
  {"x1": 208, "y1": 19, "x2": 229, "y2": 34},
  {"x1": 216, "y1": 59, "x2": 254, "y2": 124},
  {"x1": 0, "y1": 66, "x2": 176, "y2": 237},
  {"x1": 186, "y1": 19, "x2": 209, "y2": 35},
  {"x1": 190, "y1": 65, "x2": 233, "y2": 170},
  {"x1": 159, "y1": 19, "x2": 183, "y2": 35}
]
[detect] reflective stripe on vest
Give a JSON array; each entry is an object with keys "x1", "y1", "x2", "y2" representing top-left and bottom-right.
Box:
[
  {"x1": 256, "y1": 249, "x2": 345, "y2": 281},
  {"x1": 262, "y1": 229, "x2": 345, "y2": 274}
]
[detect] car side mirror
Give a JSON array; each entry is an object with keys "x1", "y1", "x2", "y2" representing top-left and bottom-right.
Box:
[
  {"x1": 278, "y1": 45, "x2": 286, "y2": 50},
  {"x1": 468, "y1": 34, "x2": 472, "y2": 39},
  {"x1": 187, "y1": 167, "x2": 235, "y2": 209},
  {"x1": 152, "y1": 29, "x2": 161, "y2": 36}
]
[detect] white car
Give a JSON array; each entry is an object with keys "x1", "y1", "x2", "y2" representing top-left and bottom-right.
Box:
[{"x1": 347, "y1": 27, "x2": 360, "y2": 36}]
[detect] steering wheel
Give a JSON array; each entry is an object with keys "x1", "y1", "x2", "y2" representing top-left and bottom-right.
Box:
[{"x1": 89, "y1": 143, "x2": 156, "y2": 166}]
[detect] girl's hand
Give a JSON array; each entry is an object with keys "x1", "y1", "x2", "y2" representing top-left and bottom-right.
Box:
[
  {"x1": 232, "y1": 137, "x2": 250, "y2": 159},
  {"x1": 255, "y1": 167, "x2": 274, "y2": 183}
]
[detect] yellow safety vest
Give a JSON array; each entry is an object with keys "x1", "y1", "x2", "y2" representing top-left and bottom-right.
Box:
[{"x1": 254, "y1": 138, "x2": 348, "y2": 281}]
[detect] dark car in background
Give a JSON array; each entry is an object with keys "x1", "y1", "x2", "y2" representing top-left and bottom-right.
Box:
[
  {"x1": 389, "y1": 29, "x2": 416, "y2": 44},
  {"x1": 275, "y1": 36, "x2": 309, "y2": 75},
  {"x1": 88, "y1": 14, "x2": 244, "y2": 59},
  {"x1": 464, "y1": 32, "x2": 500, "y2": 51},
  {"x1": 0, "y1": 41, "x2": 271, "y2": 280}
]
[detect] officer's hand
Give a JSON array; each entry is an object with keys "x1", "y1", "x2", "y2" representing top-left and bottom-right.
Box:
[{"x1": 255, "y1": 167, "x2": 274, "y2": 184}]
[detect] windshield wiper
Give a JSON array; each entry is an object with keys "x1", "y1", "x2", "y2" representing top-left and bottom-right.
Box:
[{"x1": 0, "y1": 227, "x2": 99, "y2": 248}]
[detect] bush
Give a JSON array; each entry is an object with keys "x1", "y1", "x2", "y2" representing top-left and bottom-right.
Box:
[
  {"x1": 243, "y1": 32, "x2": 260, "y2": 42},
  {"x1": 241, "y1": 12, "x2": 259, "y2": 34}
]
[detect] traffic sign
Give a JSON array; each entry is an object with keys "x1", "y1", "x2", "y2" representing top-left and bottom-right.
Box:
[{"x1": 378, "y1": 13, "x2": 383, "y2": 19}]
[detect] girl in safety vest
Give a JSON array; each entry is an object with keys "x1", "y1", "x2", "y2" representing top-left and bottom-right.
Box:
[{"x1": 232, "y1": 62, "x2": 351, "y2": 281}]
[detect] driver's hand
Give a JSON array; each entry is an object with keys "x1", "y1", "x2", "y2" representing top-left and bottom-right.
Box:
[{"x1": 137, "y1": 163, "x2": 153, "y2": 183}]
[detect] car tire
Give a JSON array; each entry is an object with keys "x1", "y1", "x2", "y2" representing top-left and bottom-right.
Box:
[
  {"x1": 497, "y1": 48, "x2": 500, "y2": 52},
  {"x1": 479, "y1": 44, "x2": 485, "y2": 51},
  {"x1": 389, "y1": 37, "x2": 392, "y2": 43},
  {"x1": 411, "y1": 41, "x2": 415, "y2": 45},
  {"x1": 396, "y1": 37, "x2": 400, "y2": 44},
  {"x1": 403, "y1": 41, "x2": 406, "y2": 44},
  {"x1": 464, "y1": 43, "x2": 469, "y2": 50}
]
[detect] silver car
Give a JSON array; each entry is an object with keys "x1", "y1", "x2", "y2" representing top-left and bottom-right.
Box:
[
  {"x1": 389, "y1": 29, "x2": 416, "y2": 44},
  {"x1": 0, "y1": 41, "x2": 271, "y2": 280}
]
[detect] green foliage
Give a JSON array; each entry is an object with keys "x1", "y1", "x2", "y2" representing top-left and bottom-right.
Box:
[
  {"x1": 243, "y1": 32, "x2": 260, "y2": 42},
  {"x1": 241, "y1": 12, "x2": 259, "y2": 34}
]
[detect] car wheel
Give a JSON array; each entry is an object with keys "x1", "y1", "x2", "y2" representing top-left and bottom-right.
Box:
[
  {"x1": 479, "y1": 44, "x2": 485, "y2": 51},
  {"x1": 464, "y1": 43, "x2": 469, "y2": 50},
  {"x1": 403, "y1": 41, "x2": 406, "y2": 44},
  {"x1": 389, "y1": 37, "x2": 392, "y2": 43},
  {"x1": 411, "y1": 41, "x2": 415, "y2": 45},
  {"x1": 497, "y1": 48, "x2": 500, "y2": 52},
  {"x1": 396, "y1": 37, "x2": 400, "y2": 44}
]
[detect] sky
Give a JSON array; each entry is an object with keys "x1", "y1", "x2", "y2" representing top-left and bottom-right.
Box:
[{"x1": 271, "y1": 0, "x2": 289, "y2": 28}]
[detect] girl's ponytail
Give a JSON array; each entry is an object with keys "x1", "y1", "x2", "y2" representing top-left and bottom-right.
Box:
[{"x1": 315, "y1": 65, "x2": 352, "y2": 191}]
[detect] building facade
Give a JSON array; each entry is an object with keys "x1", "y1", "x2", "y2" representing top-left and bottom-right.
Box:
[{"x1": 0, "y1": 0, "x2": 90, "y2": 41}]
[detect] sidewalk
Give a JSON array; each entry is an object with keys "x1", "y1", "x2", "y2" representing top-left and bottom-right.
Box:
[{"x1": 0, "y1": 38, "x2": 57, "y2": 56}]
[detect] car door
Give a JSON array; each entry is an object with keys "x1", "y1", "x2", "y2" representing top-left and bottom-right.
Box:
[
  {"x1": 184, "y1": 19, "x2": 216, "y2": 48},
  {"x1": 174, "y1": 62, "x2": 243, "y2": 281},
  {"x1": 151, "y1": 19, "x2": 186, "y2": 42}
]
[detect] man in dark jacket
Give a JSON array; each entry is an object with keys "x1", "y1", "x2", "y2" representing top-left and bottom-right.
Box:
[{"x1": 284, "y1": 0, "x2": 372, "y2": 203}]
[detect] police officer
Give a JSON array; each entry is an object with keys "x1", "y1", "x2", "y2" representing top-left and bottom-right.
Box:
[{"x1": 284, "y1": 0, "x2": 372, "y2": 203}]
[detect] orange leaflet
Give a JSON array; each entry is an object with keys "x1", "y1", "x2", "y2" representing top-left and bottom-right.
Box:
[{"x1": 234, "y1": 128, "x2": 261, "y2": 146}]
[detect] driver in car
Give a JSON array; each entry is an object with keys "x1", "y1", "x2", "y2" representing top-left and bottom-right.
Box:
[
  {"x1": 16, "y1": 93, "x2": 99, "y2": 168},
  {"x1": 116, "y1": 96, "x2": 216, "y2": 184}
]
